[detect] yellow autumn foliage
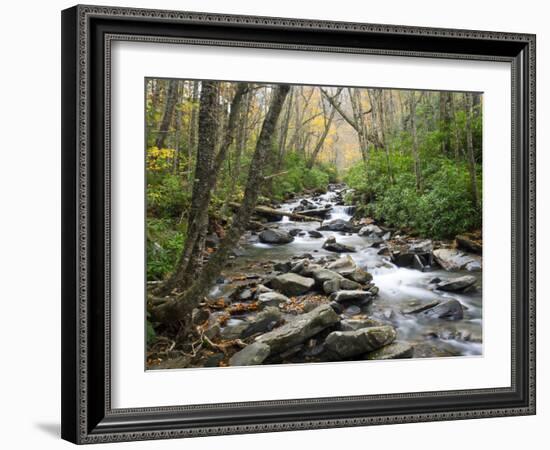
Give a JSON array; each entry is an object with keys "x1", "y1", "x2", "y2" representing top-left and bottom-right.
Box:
[{"x1": 147, "y1": 147, "x2": 176, "y2": 172}]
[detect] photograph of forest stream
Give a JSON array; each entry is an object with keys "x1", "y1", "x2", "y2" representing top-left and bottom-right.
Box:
[{"x1": 145, "y1": 78, "x2": 483, "y2": 370}]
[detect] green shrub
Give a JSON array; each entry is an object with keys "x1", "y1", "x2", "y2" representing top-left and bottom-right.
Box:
[
  {"x1": 344, "y1": 150, "x2": 481, "y2": 239},
  {"x1": 146, "y1": 218, "x2": 185, "y2": 280}
]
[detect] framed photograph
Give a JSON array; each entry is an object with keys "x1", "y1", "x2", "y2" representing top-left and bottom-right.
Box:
[{"x1": 61, "y1": 4, "x2": 536, "y2": 444}]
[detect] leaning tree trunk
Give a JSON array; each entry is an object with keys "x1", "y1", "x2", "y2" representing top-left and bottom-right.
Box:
[
  {"x1": 154, "y1": 79, "x2": 178, "y2": 149},
  {"x1": 151, "y1": 84, "x2": 290, "y2": 326}
]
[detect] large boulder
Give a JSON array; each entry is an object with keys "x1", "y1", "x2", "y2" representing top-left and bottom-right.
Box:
[
  {"x1": 319, "y1": 219, "x2": 357, "y2": 233},
  {"x1": 326, "y1": 256, "x2": 373, "y2": 283},
  {"x1": 309, "y1": 268, "x2": 344, "y2": 286},
  {"x1": 456, "y1": 234, "x2": 482, "y2": 255},
  {"x1": 339, "y1": 318, "x2": 387, "y2": 331},
  {"x1": 308, "y1": 230, "x2": 324, "y2": 238},
  {"x1": 365, "y1": 341, "x2": 414, "y2": 360},
  {"x1": 329, "y1": 290, "x2": 373, "y2": 304},
  {"x1": 229, "y1": 342, "x2": 271, "y2": 366},
  {"x1": 389, "y1": 240, "x2": 433, "y2": 269},
  {"x1": 422, "y1": 299, "x2": 464, "y2": 320},
  {"x1": 436, "y1": 275, "x2": 477, "y2": 292},
  {"x1": 358, "y1": 224, "x2": 384, "y2": 237},
  {"x1": 325, "y1": 326, "x2": 396, "y2": 358},
  {"x1": 270, "y1": 273, "x2": 315, "y2": 296},
  {"x1": 323, "y1": 237, "x2": 356, "y2": 253},
  {"x1": 256, "y1": 304, "x2": 340, "y2": 355},
  {"x1": 345, "y1": 268, "x2": 373, "y2": 284},
  {"x1": 326, "y1": 255, "x2": 356, "y2": 276},
  {"x1": 259, "y1": 229, "x2": 294, "y2": 244},
  {"x1": 433, "y1": 248, "x2": 481, "y2": 271},
  {"x1": 244, "y1": 307, "x2": 283, "y2": 336},
  {"x1": 323, "y1": 278, "x2": 362, "y2": 294},
  {"x1": 220, "y1": 320, "x2": 250, "y2": 340},
  {"x1": 400, "y1": 299, "x2": 441, "y2": 314},
  {"x1": 257, "y1": 292, "x2": 290, "y2": 309},
  {"x1": 222, "y1": 307, "x2": 283, "y2": 339}
]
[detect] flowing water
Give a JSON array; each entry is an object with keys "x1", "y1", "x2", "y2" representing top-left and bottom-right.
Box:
[{"x1": 219, "y1": 187, "x2": 482, "y2": 359}]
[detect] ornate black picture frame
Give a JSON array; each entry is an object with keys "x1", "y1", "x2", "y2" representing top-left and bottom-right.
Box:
[{"x1": 61, "y1": 4, "x2": 536, "y2": 444}]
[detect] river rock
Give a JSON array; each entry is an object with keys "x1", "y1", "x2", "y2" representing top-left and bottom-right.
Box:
[
  {"x1": 257, "y1": 292, "x2": 290, "y2": 309},
  {"x1": 325, "y1": 326, "x2": 397, "y2": 358},
  {"x1": 345, "y1": 268, "x2": 373, "y2": 284},
  {"x1": 308, "y1": 230, "x2": 323, "y2": 238},
  {"x1": 259, "y1": 229, "x2": 294, "y2": 244},
  {"x1": 436, "y1": 275, "x2": 477, "y2": 292},
  {"x1": 400, "y1": 299, "x2": 441, "y2": 314},
  {"x1": 358, "y1": 224, "x2": 384, "y2": 237},
  {"x1": 256, "y1": 304, "x2": 340, "y2": 355},
  {"x1": 390, "y1": 239, "x2": 433, "y2": 268},
  {"x1": 365, "y1": 341, "x2": 414, "y2": 360},
  {"x1": 329, "y1": 301, "x2": 344, "y2": 314},
  {"x1": 322, "y1": 236, "x2": 356, "y2": 253},
  {"x1": 425, "y1": 324, "x2": 482, "y2": 343},
  {"x1": 310, "y1": 268, "x2": 344, "y2": 286},
  {"x1": 422, "y1": 299, "x2": 464, "y2": 320},
  {"x1": 433, "y1": 248, "x2": 482, "y2": 271},
  {"x1": 270, "y1": 273, "x2": 315, "y2": 296},
  {"x1": 255, "y1": 284, "x2": 273, "y2": 296},
  {"x1": 340, "y1": 318, "x2": 387, "y2": 331},
  {"x1": 329, "y1": 290, "x2": 373, "y2": 304},
  {"x1": 221, "y1": 320, "x2": 250, "y2": 340},
  {"x1": 327, "y1": 255, "x2": 357, "y2": 276},
  {"x1": 323, "y1": 278, "x2": 362, "y2": 294},
  {"x1": 289, "y1": 228, "x2": 303, "y2": 237},
  {"x1": 229, "y1": 342, "x2": 271, "y2": 366},
  {"x1": 368, "y1": 285, "x2": 379, "y2": 296},
  {"x1": 243, "y1": 307, "x2": 283, "y2": 337},
  {"x1": 344, "y1": 305, "x2": 362, "y2": 316},
  {"x1": 456, "y1": 234, "x2": 482, "y2": 254},
  {"x1": 274, "y1": 261, "x2": 292, "y2": 273},
  {"x1": 319, "y1": 219, "x2": 357, "y2": 233}
]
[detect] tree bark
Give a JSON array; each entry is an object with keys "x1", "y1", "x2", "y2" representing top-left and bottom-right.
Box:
[
  {"x1": 155, "y1": 79, "x2": 178, "y2": 149},
  {"x1": 408, "y1": 91, "x2": 423, "y2": 192},
  {"x1": 465, "y1": 93, "x2": 480, "y2": 208},
  {"x1": 306, "y1": 98, "x2": 336, "y2": 169},
  {"x1": 151, "y1": 84, "x2": 290, "y2": 325},
  {"x1": 187, "y1": 80, "x2": 200, "y2": 182}
]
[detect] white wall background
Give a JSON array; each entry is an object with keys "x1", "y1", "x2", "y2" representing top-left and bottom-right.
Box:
[{"x1": 0, "y1": 0, "x2": 546, "y2": 448}]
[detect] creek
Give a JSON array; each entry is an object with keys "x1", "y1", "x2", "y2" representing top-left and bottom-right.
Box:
[{"x1": 212, "y1": 185, "x2": 482, "y2": 360}]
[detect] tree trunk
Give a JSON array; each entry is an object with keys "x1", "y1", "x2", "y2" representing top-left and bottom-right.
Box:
[
  {"x1": 151, "y1": 84, "x2": 290, "y2": 325},
  {"x1": 222, "y1": 89, "x2": 251, "y2": 214},
  {"x1": 450, "y1": 94, "x2": 461, "y2": 161},
  {"x1": 408, "y1": 91, "x2": 422, "y2": 192},
  {"x1": 187, "y1": 80, "x2": 200, "y2": 182},
  {"x1": 306, "y1": 99, "x2": 336, "y2": 169},
  {"x1": 154, "y1": 83, "x2": 248, "y2": 296},
  {"x1": 465, "y1": 93, "x2": 480, "y2": 208},
  {"x1": 155, "y1": 79, "x2": 178, "y2": 149}
]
